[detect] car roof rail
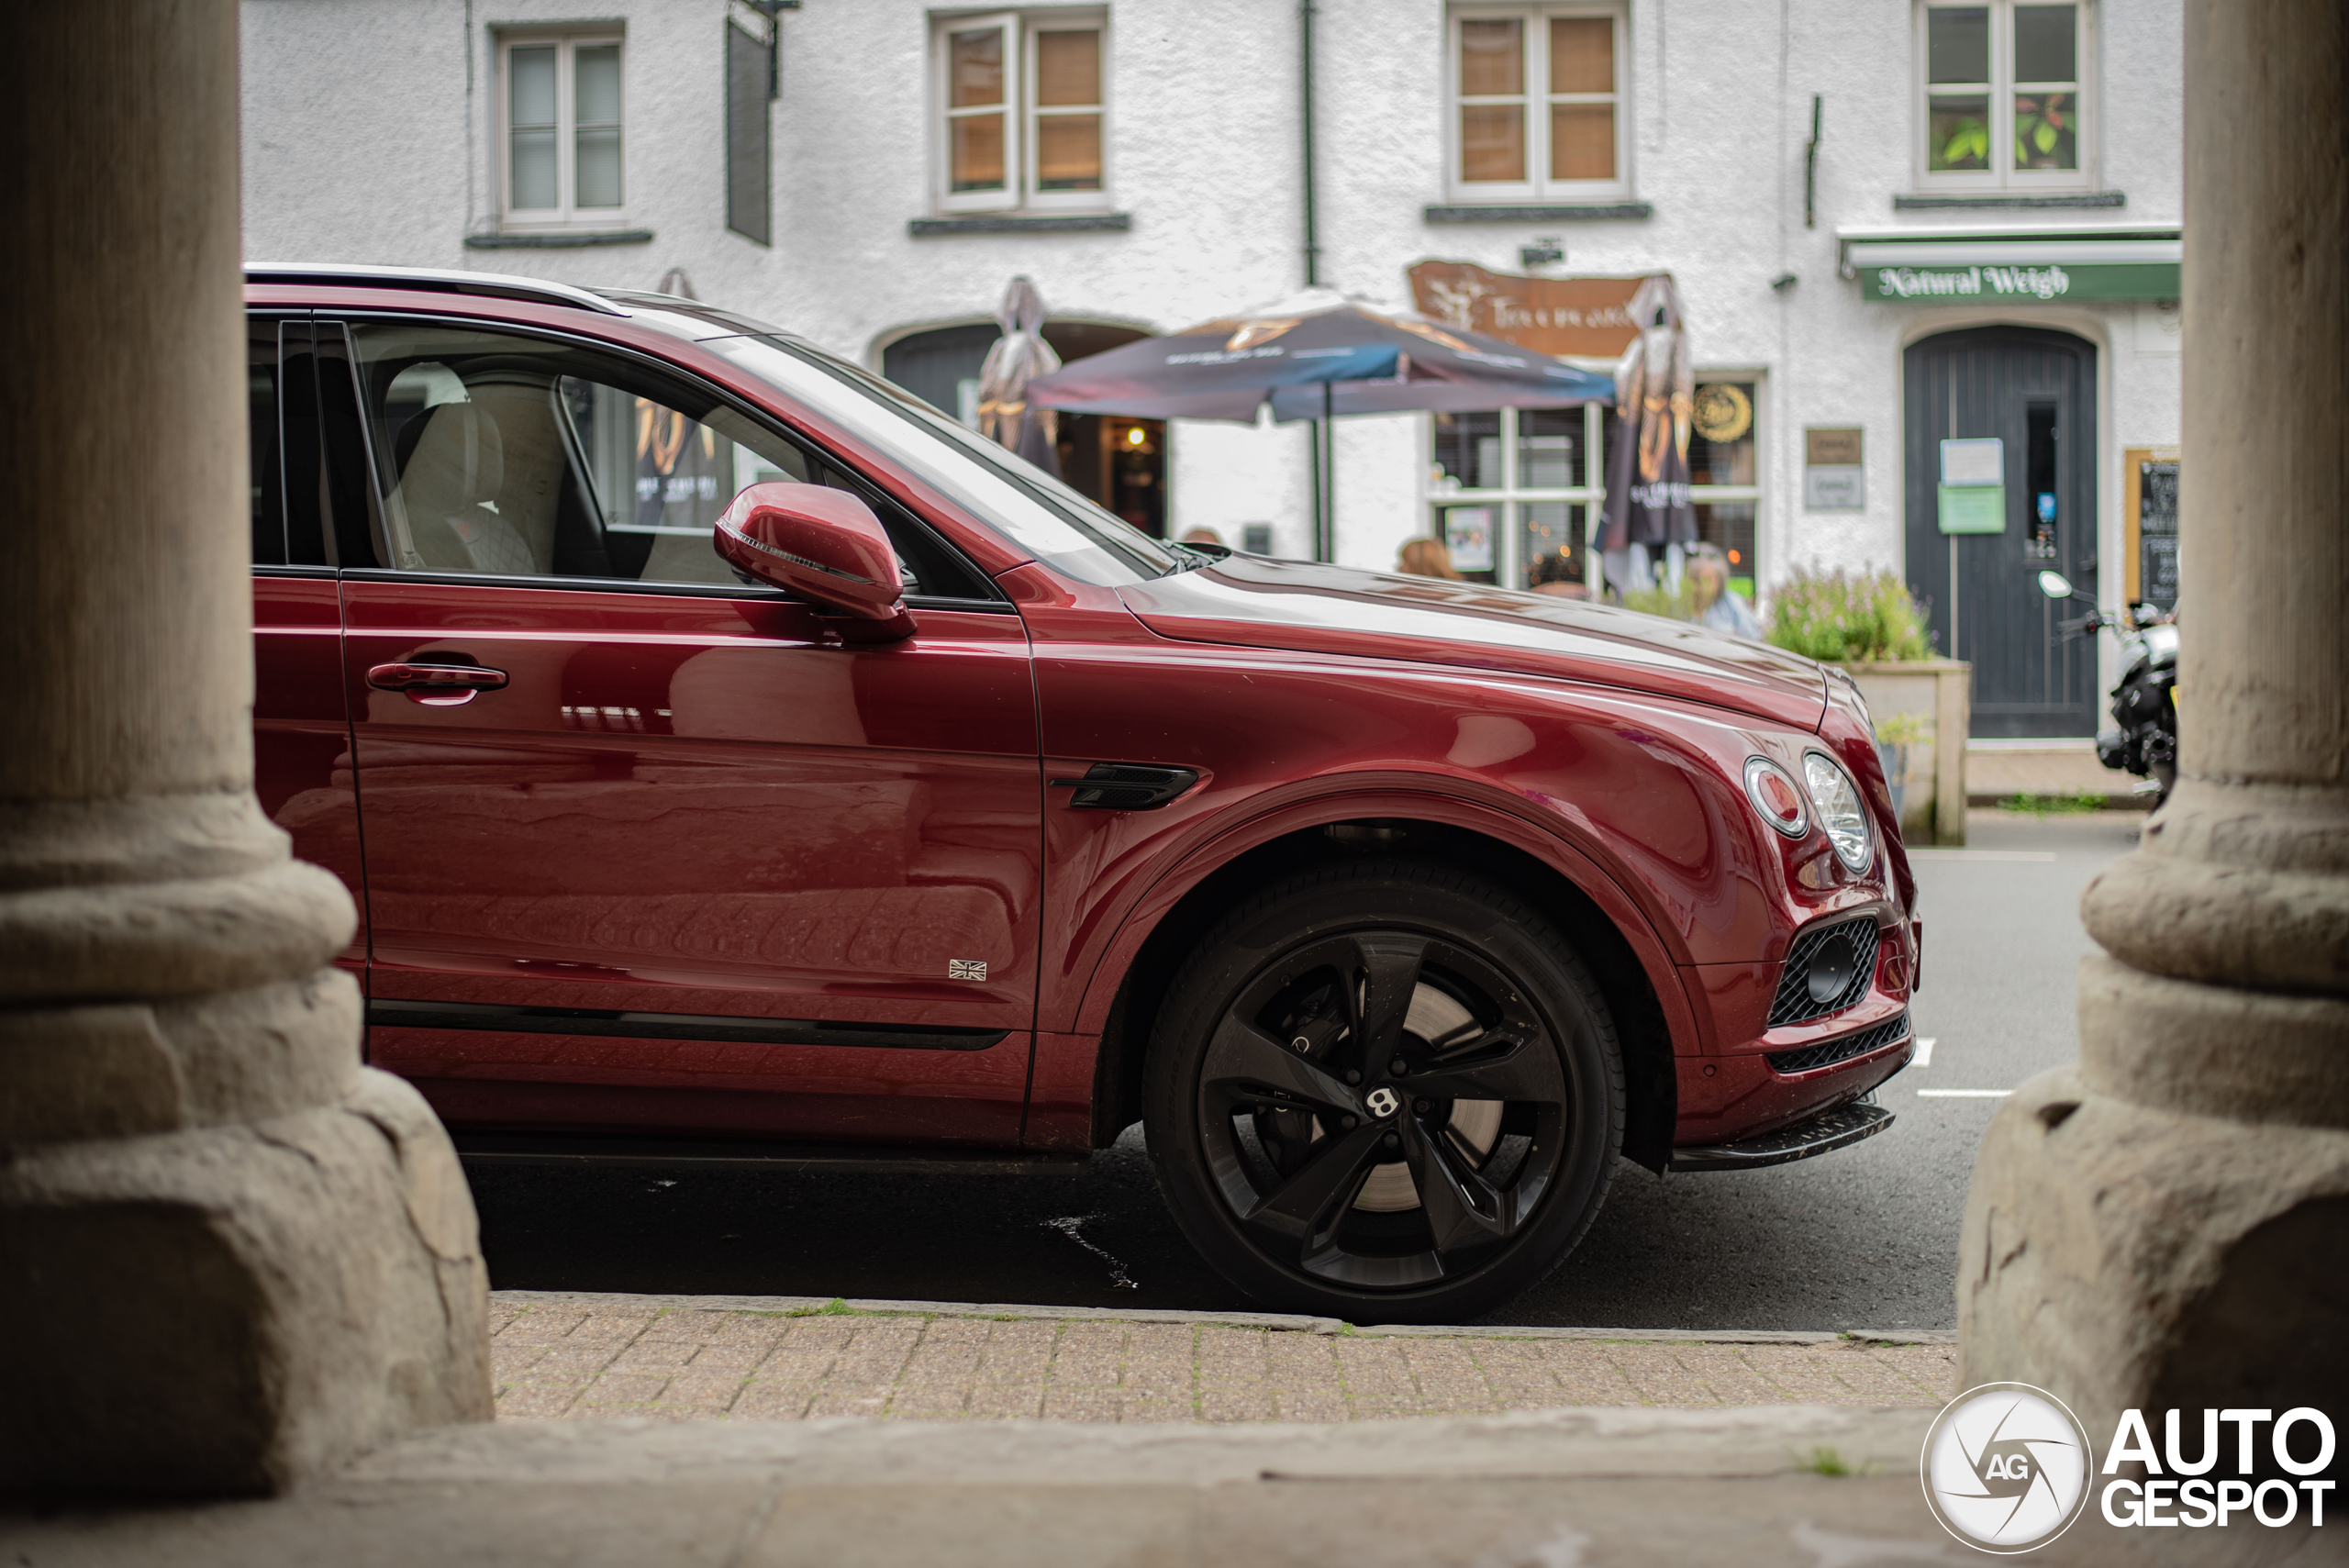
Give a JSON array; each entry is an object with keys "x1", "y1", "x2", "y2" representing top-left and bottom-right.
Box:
[{"x1": 243, "y1": 262, "x2": 629, "y2": 316}]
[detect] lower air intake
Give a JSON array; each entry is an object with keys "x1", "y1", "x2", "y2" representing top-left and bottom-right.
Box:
[{"x1": 1765, "y1": 1010, "x2": 1911, "y2": 1075}]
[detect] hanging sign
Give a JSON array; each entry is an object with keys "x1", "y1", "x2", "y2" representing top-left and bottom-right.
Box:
[
  {"x1": 1937, "y1": 437, "x2": 2006, "y2": 535},
  {"x1": 1408, "y1": 261, "x2": 1660, "y2": 358},
  {"x1": 1442, "y1": 506, "x2": 1494, "y2": 572}
]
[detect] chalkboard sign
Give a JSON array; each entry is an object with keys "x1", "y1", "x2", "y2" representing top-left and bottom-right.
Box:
[{"x1": 2139, "y1": 460, "x2": 2179, "y2": 607}]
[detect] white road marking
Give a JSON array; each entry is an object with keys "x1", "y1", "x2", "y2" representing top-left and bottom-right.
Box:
[
  {"x1": 1913, "y1": 1037, "x2": 1935, "y2": 1066},
  {"x1": 1917, "y1": 1088, "x2": 2011, "y2": 1097},
  {"x1": 1907, "y1": 850, "x2": 2057, "y2": 862}
]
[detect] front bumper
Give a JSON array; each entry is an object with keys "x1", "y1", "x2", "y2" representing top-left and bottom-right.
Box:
[{"x1": 1666, "y1": 1097, "x2": 1896, "y2": 1173}]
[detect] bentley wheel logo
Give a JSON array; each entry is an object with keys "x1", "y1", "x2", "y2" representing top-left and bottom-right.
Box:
[
  {"x1": 1364, "y1": 1086, "x2": 1401, "y2": 1118},
  {"x1": 947, "y1": 960, "x2": 987, "y2": 981},
  {"x1": 1920, "y1": 1383, "x2": 2093, "y2": 1553}
]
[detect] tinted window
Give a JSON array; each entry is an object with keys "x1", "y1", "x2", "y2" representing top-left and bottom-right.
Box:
[
  {"x1": 339, "y1": 321, "x2": 993, "y2": 600},
  {"x1": 249, "y1": 317, "x2": 284, "y2": 565}
]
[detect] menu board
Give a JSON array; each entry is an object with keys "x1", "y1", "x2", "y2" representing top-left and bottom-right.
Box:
[{"x1": 2138, "y1": 459, "x2": 2179, "y2": 607}]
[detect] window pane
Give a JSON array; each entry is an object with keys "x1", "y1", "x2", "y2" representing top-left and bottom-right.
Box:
[
  {"x1": 510, "y1": 128, "x2": 558, "y2": 208},
  {"x1": 1926, "y1": 6, "x2": 1989, "y2": 83},
  {"x1": 1036, "y1": 29, "x2": 1099, "y2": 106},
  {"x1": 1694, "y1": 502, "x2": 1757, "y2": 601},
  {"x1": 1461, "y1": 105, "x2": 1525, "y2": 182},
  {"x1": 2014, "y1": 90, "x2": 2078, "y2": 169},
  {"x1": 1516, "y1": 409, "x2": 1582, "y2": 488},
  {"x1": 2013, "y1": 5, "x2": 2076, "y2": 82},
  {"x1": 510, "y1": 45, "x2": 557, "y2": 126},
  {"x1": 1927, "y1": 93, "x2": 1991, "y2": 171},
  {"x1": 1522, "y1": 503, "x2": 1586, "y2": 595},
  {"x1": 1432, "y1": 411, "x2": 1504, "y2": 490},
  {"x1": 1037, "y1": 114, "x2": 1102, "y2": 189},
  {"x1": 575, "y1": 126, "x2": 622, "y2": 206},
  {"x1": 1459, "y1": 17, "x2": 1522, "y2": 97},
  {"x1": 951, "y1": 113, "x2": 1008, "y2": 190},
  {"x1": 1687, "y1": 383, "x2": 1756, "y2": 484},
  {"x1": 250, "y1": 320, "x2": 284, "y2": 566},
  {"x1": 574, "y1": 43, "x2": 621, "y2": 125},
  {"x1": 951, "y1": 28, "x2": 1005, "y2": 108},
  {"x1": 1550, "y1": 103, "x2": 1614, "y2": 180},
  {"x1": 1548, "y1": 17, "x2": 1612, "y2": 95}
]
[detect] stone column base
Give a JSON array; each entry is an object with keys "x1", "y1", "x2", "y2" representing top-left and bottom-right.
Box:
[
  {"x1": 0, "y1": 1068, "x2": 491, "y2": 1496},
  {"x1": 1959, "y1": 1062, "x2": 2349, "y2": 1445}
]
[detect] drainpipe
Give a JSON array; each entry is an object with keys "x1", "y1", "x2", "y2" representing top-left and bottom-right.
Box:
[{"x1": 1300, "y1": 0, "x2": 1330, "y2": 560}]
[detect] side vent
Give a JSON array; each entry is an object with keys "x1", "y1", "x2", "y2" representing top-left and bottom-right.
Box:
[{"x1": 1050, "y1": 762, "x2": 1200, "y2": 810}]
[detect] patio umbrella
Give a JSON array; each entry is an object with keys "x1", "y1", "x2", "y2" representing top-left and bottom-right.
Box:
[
  {"x1": 1025, "y1": 288, "x2": 1610, "y2": 559},
  {"x1": 1025, "y1": 287, "x2": 1612, "y2": 424},
  {"x1": 974, "y1": 275, "x2": 1063, "y2": 478}
]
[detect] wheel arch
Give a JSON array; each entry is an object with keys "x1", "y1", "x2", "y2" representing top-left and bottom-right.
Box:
[{"x1": 1082, "y1": 796, "x2": 1689, "y2": 1173}]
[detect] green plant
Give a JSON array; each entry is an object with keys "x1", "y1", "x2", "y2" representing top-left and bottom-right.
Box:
[
  {"x1": 1792, "y1": 1445, "x2": 1865, "y2": 1477},
  {"x1": 2000, "y1": 792, "x2": 2104, "y2": 817},
  {"x1": 1765, "y1": 567, "x2": 1933, "y2": 664},
  {"x1": 1620, "y1": 579, "x2": 1698, "y2": 622},
  {"x1": 1874, "y1": 710, "x2": 1928, "y2": 747}
]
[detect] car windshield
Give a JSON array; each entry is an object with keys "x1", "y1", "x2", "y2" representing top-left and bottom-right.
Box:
[{"x1": 705, "y1": 333, "x2": 1188, "y2": 585}]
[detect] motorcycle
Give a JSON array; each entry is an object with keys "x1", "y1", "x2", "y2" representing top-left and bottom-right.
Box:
[{"x1": 2037, "y1": 569, "x2": 2178, "y2": 806}]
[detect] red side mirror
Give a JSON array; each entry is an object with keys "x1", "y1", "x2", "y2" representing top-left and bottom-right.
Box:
[{"x1": 713, "y1": 483, "x2": 917, "y2": 639}]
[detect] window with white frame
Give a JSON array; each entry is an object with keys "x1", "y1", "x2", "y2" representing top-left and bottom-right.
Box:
[
  {"x1": 1448, "y1": 6, "x2": 1628, "y2": 203},
  {"x1": 500, "y1": 33, "x2": 626, "y2": 229},
  {"x1": 1918, "y1": 2, "x2": 2091, "y2": 189},
  {"x1": 937, "y1": 11, "x2": 1107, "y2": 214},
  {"x1": 1429, "y1": 382, "x2": 1762, "y2": 597}
]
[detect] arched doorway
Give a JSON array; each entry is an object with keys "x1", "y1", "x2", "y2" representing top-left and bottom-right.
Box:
[
  {"x1": 1902, "y1": 325, "x2": 2099, "y2": 737},
  {"x1": 880, "y1": 321, "x2": 1168, "y2": 538}
]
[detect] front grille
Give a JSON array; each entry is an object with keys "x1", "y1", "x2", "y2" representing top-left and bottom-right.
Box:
[
  {"x1": 1765, "y1": 916, "x2": 1880, "y2": 1027},
  {"x1": 1766, "y1": 1010, "x2": 1911, "y2": 1075}
]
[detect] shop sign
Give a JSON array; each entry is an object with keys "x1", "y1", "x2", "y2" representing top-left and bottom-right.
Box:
[
  {"x1": 1863, "y1": 261, "x2": 2180, "y2": 303},
  {"x1": 1804, "y1": 427, "x2": 1865, "y2": 511},
  {"x1": 1408, "y1": 261, "x2": 1658, "y2": 358}
]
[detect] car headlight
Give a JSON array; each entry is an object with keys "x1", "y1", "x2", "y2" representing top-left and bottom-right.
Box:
[
  {"x1": 1803, "y1": 751, "x2": 1873, "y2": 872},
  {"x1": 1743, "y1": 757, "x2": 1809, "y2": 838}
]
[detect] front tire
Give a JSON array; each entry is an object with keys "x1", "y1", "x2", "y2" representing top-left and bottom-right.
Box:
[{"x1": 1142, "y1": 860, "x2": 1624, "y2": 1323}]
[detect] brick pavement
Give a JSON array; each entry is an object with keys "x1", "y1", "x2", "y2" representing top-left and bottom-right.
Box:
[{"x1": 487, "y1": 1293, "x2": 1955, "y2": 1424}]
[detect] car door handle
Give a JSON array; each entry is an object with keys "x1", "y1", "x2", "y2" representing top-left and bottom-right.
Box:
[{"x1": 366, "y1": 662, "x2": 509, "y2": 706}]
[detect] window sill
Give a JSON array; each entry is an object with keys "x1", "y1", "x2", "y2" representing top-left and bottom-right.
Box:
[
  {"x1": 1424, "y1": 202, "x2": 1650, "y2": 223},
  {"x1": 909, "y1": 213, "x2": 1130, "y2": 236},
  {"x1": 1893, "y1": 192, "x2": 2122, "y2": 210},
  {"x1": 466, "y1": 228, "x2": 656, "y2": 249}
]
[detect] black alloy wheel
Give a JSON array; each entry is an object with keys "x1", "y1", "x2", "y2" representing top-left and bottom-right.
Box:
[{"x1": 1144, "y1": 860, "x2": 1624, "y2": 1323}]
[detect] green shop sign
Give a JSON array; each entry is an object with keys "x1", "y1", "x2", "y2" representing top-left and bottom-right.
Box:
[
  {"x1": 1863, "y1": 261, "x2": 2178, "y2": 303},
  {"x1": 1844, "y1": 232, "x2": 2182, "y2": 305}
]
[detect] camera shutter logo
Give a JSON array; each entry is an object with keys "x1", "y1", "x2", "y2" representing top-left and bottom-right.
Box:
[{"x1": 1920, "y1": 1383, "x2": 2093, "y2": 1553}]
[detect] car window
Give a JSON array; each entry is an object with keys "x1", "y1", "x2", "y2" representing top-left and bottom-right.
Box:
[
  {"x1": 250, "y1": 317, "x2": 284, "y2": 565},
  {"x1": 705, "y1": 332, "x2": 1188, "y2": 586},
  {"x1": 338, "y1": 321, "x2": 995, "y2": 600}
]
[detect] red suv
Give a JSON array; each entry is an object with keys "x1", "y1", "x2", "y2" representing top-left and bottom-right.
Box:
[{"x1": 244, "y1": 265, "x2": 1919, "y2": 1321}]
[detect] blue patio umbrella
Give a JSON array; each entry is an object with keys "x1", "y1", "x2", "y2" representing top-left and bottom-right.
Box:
[{"x1": 1025, "y1": 288, "x2": 1611, "y2": 558}]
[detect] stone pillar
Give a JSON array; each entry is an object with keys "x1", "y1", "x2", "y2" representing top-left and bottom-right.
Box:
[
  {"x1": 1958, "y1": 0, "x2": 2349, "y2": 1446},
  {"x1": 0, "y1": 3, "x2": 490, "y2": 1495}
]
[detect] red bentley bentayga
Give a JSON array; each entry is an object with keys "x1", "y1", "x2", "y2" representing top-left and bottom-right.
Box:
[{"x1": 244, "y1": 265, "x2": 1918, "y2": 1320}]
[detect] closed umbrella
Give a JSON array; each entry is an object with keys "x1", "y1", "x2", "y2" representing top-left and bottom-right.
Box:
[
  {"x1": 975, "y1": 275, "x2": 1063, "y2": 478},
  {"x1": 1026, "y1": 287, "x2": 1610, "y2": 558}
]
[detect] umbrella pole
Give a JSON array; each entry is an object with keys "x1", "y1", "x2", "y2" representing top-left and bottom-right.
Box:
[{"x1": 1317, "y1": 379, "x2": 1335, "y2": 562}]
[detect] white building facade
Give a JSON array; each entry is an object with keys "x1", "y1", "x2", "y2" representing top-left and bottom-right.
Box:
[{"x1": 241, "y1": 0, "x2": 2183, "y2": 738}]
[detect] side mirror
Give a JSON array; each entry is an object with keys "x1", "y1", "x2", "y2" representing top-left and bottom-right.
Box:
[
  {"x1": 2037, "y1": 570, "x2": 2076, "y2": 601},
  {"x1": 714, "y1": 483, "x2": 916, "y2": 640}
]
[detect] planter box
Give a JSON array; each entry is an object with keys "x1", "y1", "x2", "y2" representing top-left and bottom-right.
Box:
[{"x1": 1834, "y1": 660, "x2": 1972, "y2": 847}]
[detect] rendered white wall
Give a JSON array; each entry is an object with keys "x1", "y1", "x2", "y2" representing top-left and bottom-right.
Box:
[{"x1": 240, "y1": 0, "x2": 2184, "y2": 610}]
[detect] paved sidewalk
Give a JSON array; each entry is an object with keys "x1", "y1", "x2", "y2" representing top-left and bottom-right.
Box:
[{"x1": 490, "y1": 1290, "x2": 1957, "y2": 1424}]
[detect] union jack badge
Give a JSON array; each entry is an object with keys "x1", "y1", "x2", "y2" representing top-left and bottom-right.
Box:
[{"x1": 948, "y1": 959, "x2": 988, "y2": 981}]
